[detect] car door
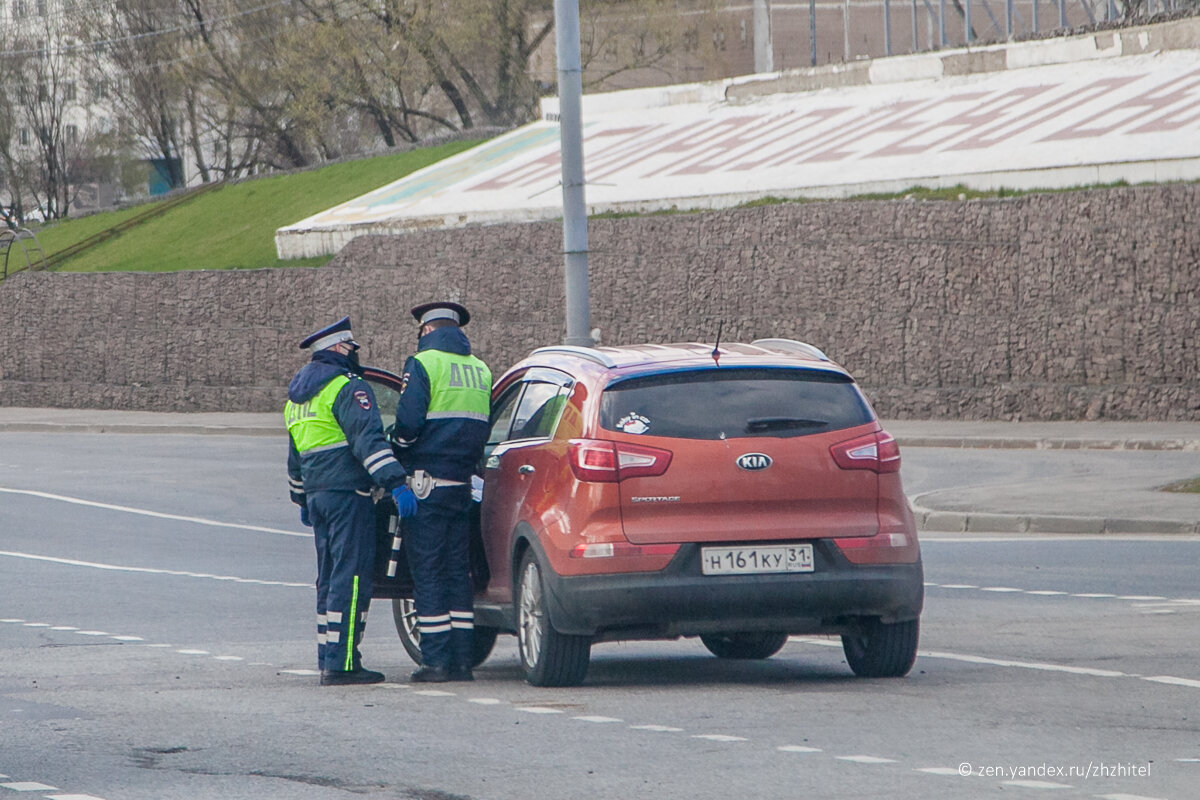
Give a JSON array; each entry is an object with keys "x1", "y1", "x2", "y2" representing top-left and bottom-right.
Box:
[{"x1": 479, "y1": 369, "x2": 574, "y2": 603}]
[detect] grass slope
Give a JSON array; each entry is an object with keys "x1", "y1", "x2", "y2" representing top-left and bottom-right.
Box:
[{"x1": 34, "y1": 140, "x2": 482, "y2": 272}]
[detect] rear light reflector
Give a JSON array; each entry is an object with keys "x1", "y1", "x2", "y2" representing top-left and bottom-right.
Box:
[
  {"x1": 830, "y1": 430, "x2": 901, "y2": 473},
  {"x1": 570, "y1": 542, "x2": 681, "y2": 559},
  {"x1": 834, "y1": 533, "x2": 919, "y2": 564},
  {"x1": 569, "y1": 439, "x2": 673, "y2": 482}
]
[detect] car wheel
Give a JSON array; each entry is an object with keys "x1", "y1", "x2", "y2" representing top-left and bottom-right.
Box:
[
  {"x1": 841, "y1": 618, "x2": 919, "y2": 678},
  {"x1": 392, "y1": 597, "x2": 499, "y2": 668},
  {"x1": 517, "y1": 551, "x2": 590, "y2": 687},
  {"x1": 699, "y1": 632, "x2": 789, "y2": 660}
]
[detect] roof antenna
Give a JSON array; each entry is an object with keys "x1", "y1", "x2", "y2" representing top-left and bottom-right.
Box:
[{"x1": 711, "y1": 320, "x2": 724, "y2": 360}]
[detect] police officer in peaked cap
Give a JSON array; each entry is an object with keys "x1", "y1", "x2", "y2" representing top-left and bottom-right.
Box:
[
  {"x1": 389, "y1": 301, "x2": 492, "y2": 682},
  {"x1": 284, "y1": 316, "x2": 418, "y2": 685}
]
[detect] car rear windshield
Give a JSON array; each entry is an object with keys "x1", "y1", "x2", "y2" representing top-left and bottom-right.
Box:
[{"x1": 599, "y1": 368, "x2": 874, "y2": 440}]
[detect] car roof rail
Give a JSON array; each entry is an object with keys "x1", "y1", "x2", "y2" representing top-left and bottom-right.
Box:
[
  {"x1": 751, "y1": 338, "x2": 830, "y2": 361},
  {"x1": 529, "y1": 345, "x2": 618, "y2": 368}
]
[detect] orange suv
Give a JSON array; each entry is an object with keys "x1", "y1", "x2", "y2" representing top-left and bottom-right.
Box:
[{"x1": 372, "y1": 339, "x2": 923, "y2": 686}]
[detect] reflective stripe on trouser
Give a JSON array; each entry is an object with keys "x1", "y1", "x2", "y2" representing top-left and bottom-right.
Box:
[
  {"x1": 404, "y1": 484, "x2": 474, "y2": 670},
  {"x1": 309, "y1": 490, "x2": 376, "y2": 673}
]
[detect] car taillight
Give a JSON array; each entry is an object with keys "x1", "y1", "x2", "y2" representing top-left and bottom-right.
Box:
[
  {"x1": 570, "y1": 542, "x2": 681, "y2": 558},
  {"x1": 569, "y1": 439, "x2": 673, "y2": 483},
  {"x1": 833, "y1": 533, "x2": 919, "y2": 564},
  {"x1": 829, "y1": 430, "x2": 901, "y2": 473}
]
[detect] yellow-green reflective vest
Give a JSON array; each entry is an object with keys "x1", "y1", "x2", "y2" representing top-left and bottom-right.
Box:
[
  {"x1": 284, "y1": 375, "x2": 350, "y2": 453},
  {"x1": 414, "y1": 350, "x2": 491, "y2": 422}
]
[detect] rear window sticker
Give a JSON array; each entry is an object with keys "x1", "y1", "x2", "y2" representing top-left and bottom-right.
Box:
[{"x1": 617, "y1": 412, "x2": 651, "y2": 435}]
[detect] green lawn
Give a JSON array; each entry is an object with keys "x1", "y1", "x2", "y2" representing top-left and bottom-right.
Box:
[
  {"x1": 1162, "y1": 477, "x2": 1200, "y2": 494},
  {"x1": 29, "y1": 140, "x2": 483, "y2": 272}
]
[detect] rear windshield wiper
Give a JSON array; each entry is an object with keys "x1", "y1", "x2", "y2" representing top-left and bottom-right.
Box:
[{"x1": 745, "y1": 417, "x2": 828, "y2": 433}]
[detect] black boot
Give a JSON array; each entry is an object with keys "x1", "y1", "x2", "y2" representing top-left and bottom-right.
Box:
[
  {"x1": 321, "y1": 667, "x2": 385, "y2": 686},
  {"x1": 410, "y1": 665, "x2": 450, "y2": 683}
]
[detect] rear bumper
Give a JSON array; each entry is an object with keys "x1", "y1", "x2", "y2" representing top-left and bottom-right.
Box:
[{"x1": 540, "y1": 541, "x2": 924, "y2": 638}]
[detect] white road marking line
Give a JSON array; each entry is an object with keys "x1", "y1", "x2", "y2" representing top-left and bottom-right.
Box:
[
  {"x1": 1118, "y1": 596, "x2": 1167, "y2": 601},
  {"x1": 278, "y1": 669, "x2": 319, "y2": 676},
  {"x1": 940, "y1": 584, "x2": 978, "y2": 589},
  {"x1": 0, "y1": 619, "x2": 24, "y2": 623},
  {"x1": 630, "y1": 724, "x2": 683, "y2": 732},
  {"x1": 1175, "y1": 758, "x2": 1200, "y2": 762},
  {"x1": 1142, "y1": 610, "x2": 1176, "y2": 615},
  {"x1": 146, "y1": 644, "x2": 173, "y2": 648},
  {"x1": 836, "y1": 755, "x2": 897, "y2": 764},
  {"x1": 915, "y1": 767, "x2": 961, "y2": 775},
  {"x1": 175, "y1": 650, "x2": 209, "y2": 655},
  {"x1": 1143, "y1": 676, "x2": 1200, "y2": 689},
  {"x1": 212, "y1": 655, "x2": 243, "y2": 661},
  {"x1": 413, "y1": 690, "x2": 456, "y2": 697},
  {"x1": 796, "y1": 638, "x2": 1200, "y2": 688},
  {"x1": 515, "y1": 706, "x2": 562, "y2": 714},
  {"x1": 21, "y1": 623, "x2": 50, "y2": 627},
  {"x1": 1026, "y1": 590, "x2": 1069, "y2": 595},
  {"x1": 0, "y1": 486, "x2": 307, "y2": 538},
  {"x1": 0, "y1": 550, "x2": 310, "y2": 588},
  {"x1": 980, "y1": 587, "x2": 1024, "y2": 592},
  {"x1": 110, "y1": 636, "x2": 144, "y2": 641},
  {"x1": 1072, "y1": 593, "x2": 1117, "y2": 598},
  {"x1": 49, "y1": 626, "x2": 77, "y2": 631},
  {"x1": 778, "y1": 746, "x2": 822, "y2": 753},
  {"x1": 46, "y1": 795, "x2": 109, "y2": 800},
  {"x1": 692, "y1": 734, "x2": 748, "y2": 742},
  {"x1": 1096, "y1": 793, "x2": 1170, "y2": 800},
  {"x1": 0, "y1": 783, "x2": 60, "y2": 792},
  {"x1": 1002, "y1": 779, "x2": 1072, "y2": 789},
  {"x1": 75, "y1": 631, "x2": 109, "y2": 637},
  {"x1": 573, "y1": 715, "x2": 622, "y2": 723},
  {"x1": 468, "y1": 698, "x2": 503, "y2": 705}
]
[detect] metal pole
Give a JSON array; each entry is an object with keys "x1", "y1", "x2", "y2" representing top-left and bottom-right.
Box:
[
  {"x1": 810, "y1": 0, "x2": 817, "y2": 65},
  {"x1": 912, "y1": 0, "x2": 919, "y2": 51},
  {"x1": 754, "y1": 0, "x2": 774, "y2": 73},
  {"x1": 1058, "y1": 0, "x2": 1065, "y2": 28},
  {"x1": 1005, "y1": 0, "x2": 1012, "y2": 37},
  {"x1": 939, "y1": 0, "x2": 947, "y2": 46},
  {"x1": 885, "y1": 0, "x2": 892, "y2": 56},
  {"x1": 843, "y1": 0, "x2": 850, "y2": 61},
  {"x1": 1032, "y1": 0, "x2": 1038, "y2": 31},
  {"x1": 554, "y1": 0, "x2": 591, "y2": 346},
  {"x1": 965, "y1": 0, "x2": 972, "y2": 42}
]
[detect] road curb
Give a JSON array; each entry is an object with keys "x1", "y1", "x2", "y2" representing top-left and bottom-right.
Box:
[
  {"x1": 895, "y1": 436, "x2": 1200, "y2": 452},
  {"x1": 0, "y1": 422, "x2": 283, "y2": 435},
  {"x1": 912, "y1": 504, "x2": 1200, "y2": 535}
]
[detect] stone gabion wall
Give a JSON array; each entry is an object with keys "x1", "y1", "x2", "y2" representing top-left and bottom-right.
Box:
[{"x1": 1, "y1": 183, "x2": 1197, "y2": 419}]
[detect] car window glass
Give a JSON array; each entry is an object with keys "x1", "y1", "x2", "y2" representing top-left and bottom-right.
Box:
[
  {"x1": 509, "y1": 382, "x2": 568, "y2": 441},
  {"x1": 599, "y1": 368, "x2": 874, "y2": 440},
  {"x1": 366, "y1": 378, "x2": 402, "y2": 430},
  {"x1": 487, "y1": 384, "x2": 523, "y2": 447}
]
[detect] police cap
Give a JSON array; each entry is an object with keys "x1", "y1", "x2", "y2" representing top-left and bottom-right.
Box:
[
  {"x1": 299, "y1": 315, "x2": 359, "y2": 351},
  {"x1": 411, "y1": 301, "x2": 470, "y2": 327}
]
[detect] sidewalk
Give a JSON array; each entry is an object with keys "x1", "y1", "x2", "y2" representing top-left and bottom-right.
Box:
[{"x1": 2, "y1": 408, "x2": 1198, "y2": 535}]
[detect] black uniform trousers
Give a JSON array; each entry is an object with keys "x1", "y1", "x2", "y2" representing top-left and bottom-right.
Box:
[
  {"x1": 404, "y1": 484, "x2": 474, "y2": 670},
  {"x1": 309, "y1": 490, "x2": 376, "y2": 673}
]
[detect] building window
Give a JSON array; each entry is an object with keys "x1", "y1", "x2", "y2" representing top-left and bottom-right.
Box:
[
  {"x1": 18, "y1": 128, "x2": 30, "y2": 146},
  {"x1": 66, "y1": 125, "x2": 78, "y2": 144},
  {"x1": 12, "y1": 0, "x2": 28, "y2": 20},
  {"x1": 91, "y1": 79, "x2": 109, "y2": 102},
  {"x1": 64, "y1": 81, "x2": 76, "y2": 102}
]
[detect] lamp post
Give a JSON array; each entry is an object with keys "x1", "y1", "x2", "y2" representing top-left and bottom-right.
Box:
[{"x1": 554, "y1": 0, "x2": 592, "y2": 347}]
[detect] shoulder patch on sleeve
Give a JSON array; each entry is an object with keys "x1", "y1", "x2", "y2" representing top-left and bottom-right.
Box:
[{"x1": 353, "y1": 389, "x2": 372, "y2": 410}]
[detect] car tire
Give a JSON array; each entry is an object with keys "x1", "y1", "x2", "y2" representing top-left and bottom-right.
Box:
[
  {"x1": 391, "y1": 597, "x2": 498, "y2": 668},
  {"x1": 841, "y1": 618, "x2": 919, "y2": 678},
  {"x1": 517, "y1": 551, "x2": 591, "y2": 687},
  {"x1": 699, "y1": 632, "x2": 789, "y2": 660}
]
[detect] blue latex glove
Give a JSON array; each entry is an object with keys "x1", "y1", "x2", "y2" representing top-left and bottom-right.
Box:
[
  {"x1": 299, "y1": 505, "x2": 312, "y2": 527},
  {"x1": 392, "y1": 485, "x2": 419, "y2": 518}
]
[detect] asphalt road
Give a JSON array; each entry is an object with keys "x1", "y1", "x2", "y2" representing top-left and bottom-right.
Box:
[{"x1": 1, "y1": 432, "x2": 1198, "y2": 800}]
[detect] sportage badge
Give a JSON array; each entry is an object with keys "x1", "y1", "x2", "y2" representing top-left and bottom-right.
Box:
[{"x1": 736, "y1": 453, "x2": 772, "y2": 471}]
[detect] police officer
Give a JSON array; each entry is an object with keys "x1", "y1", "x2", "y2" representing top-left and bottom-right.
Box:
[
  {"x1": 285, "y1": 316, "x2": 419, "y2": 686},
  {"x1": 390, "y1": 301, "x2": 492, "y2": 682}
]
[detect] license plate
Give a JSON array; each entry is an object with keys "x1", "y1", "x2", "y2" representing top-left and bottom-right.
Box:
[{"x1": 701, "y1": 544, "x2": 815, "y2": 576}]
